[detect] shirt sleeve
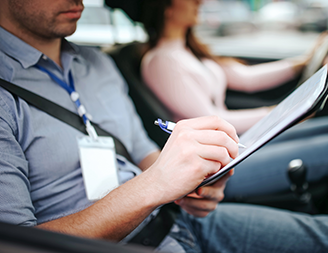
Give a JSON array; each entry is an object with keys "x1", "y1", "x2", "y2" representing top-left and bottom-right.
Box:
[
  {"x1": 222, "y1": 60, "x2": 296, "y2": 93},
  {"x1": 0, "y1": 88, "x2": 37, "y2": 226}
]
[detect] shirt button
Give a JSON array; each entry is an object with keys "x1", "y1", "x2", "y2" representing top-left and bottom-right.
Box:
[{"x1": 42, "y1": 55, "x2": 48, "y2": 60}]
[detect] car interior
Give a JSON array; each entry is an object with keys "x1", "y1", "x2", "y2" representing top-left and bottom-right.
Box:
[
  {"x1": 106, "y1": 39, "x2": 328, "y2": 215},
  {"x1": 2, "y1": 0, "x2": 328, "y2": 252},
  {"x1": 103, "y1": 0, "x2": 328, "y2": 215},
  {"x1": 104, "y1": 0, "x2": 328, "y2": 148}
]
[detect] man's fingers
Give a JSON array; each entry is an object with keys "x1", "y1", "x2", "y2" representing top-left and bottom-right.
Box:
[
  {"x1": 194, "y1": 130, "x2": 239, "y2": 159},
  {"x1": 176, "y1": 197, "x2": 218, "y2": 217},
  {"x1": 198, "y1": 159, "x2": 223, "y2": 177},
  {"x1": 197, "y1": 169, "x2": 234, "y2": 200},
  {"x1": 175, "y1": 116, "x2": 239, "y2": 144},
  {"x1": 186, "y1": 192, "x2": 202, "y2": 199},
  {"x1": 198, "y1": 145, "x2": 231, "y2": 167}
]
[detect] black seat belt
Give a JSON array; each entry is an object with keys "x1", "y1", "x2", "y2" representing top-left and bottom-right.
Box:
[
  {"x1": 0, "y1": 78, "x2": 133, "y2": 163},
  {"x1": 0, "y1": 77, "x2": 180, "y2": 248}
]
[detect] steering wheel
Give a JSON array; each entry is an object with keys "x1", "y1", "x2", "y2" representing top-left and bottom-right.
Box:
[{"x1": 297, "y1": 35, "x2": 328, "y2": 86}]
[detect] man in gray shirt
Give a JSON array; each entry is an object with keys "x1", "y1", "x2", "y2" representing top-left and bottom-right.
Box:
[
  {"x1": 0, "y1": 0, "x2": 237, "y2": 250},
  {"x1": 0, "y1": 0, "x2": 328, "y2": 252}
]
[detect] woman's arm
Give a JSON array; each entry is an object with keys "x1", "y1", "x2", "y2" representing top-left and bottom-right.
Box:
[
  {"x1": 141, "y1": 53, "x2": 270, "y2": 134},
  {"x1": 222, "y1": 32, "x2": 328, "y2": 93},
  {"x1": 221, "y1": 60, "x2": 297, "y2": 93}
]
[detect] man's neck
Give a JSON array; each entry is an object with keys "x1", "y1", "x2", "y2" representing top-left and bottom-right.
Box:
[{"x1": 31, "y1": 37, "x2": 63, "y2": 68}]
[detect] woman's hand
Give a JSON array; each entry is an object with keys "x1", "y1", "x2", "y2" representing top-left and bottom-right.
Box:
[
  {"x1": 323, "y1": 55, "x2": 328, "y2": 67},
  {"x1": 290, "y1": 31, "x2": 328, "y2": 74}
]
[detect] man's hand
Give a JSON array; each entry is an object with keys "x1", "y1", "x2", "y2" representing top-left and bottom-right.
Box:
[
  {"x1": 174, "y1": 169, "x2": 234, "y2": 217},
  {"x1": 143, "y1": 115, "x2": 239, "y2": 207}
]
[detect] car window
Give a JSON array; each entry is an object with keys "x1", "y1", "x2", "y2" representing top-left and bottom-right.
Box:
[{"x1": 66, "y1": 0, "x2": 147, "y2": 47}]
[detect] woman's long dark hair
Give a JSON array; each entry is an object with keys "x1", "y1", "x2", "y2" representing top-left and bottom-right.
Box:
[{"x1": 141, "y1": 0, "x2": 213, "y2": 60}]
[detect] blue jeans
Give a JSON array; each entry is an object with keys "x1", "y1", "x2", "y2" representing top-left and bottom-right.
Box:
[
  {"x1": 159, "y1": 204, "x2": 328, "y2": 253},
  {"x1": 224, "y1": 117, "x2": 328, "y2": 199}
]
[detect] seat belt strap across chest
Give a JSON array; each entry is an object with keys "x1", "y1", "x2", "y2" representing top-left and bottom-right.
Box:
[{"x1": 0, "y1": 78, "x2": 134, "y2": 163}]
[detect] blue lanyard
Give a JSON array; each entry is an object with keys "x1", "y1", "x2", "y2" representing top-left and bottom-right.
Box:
[{"x1": 35, "y1": 64, "x2": 98, "y2": 139}]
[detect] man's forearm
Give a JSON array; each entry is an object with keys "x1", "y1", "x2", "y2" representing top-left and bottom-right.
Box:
[{"x1": 37, "y1": 172, "x2": 160, "y2": 241}]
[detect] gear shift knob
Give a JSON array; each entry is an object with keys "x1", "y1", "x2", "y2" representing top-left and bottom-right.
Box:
[
  {"x1": 288, "y1": 159, "x2": 308, "y2": 192},
  {"x1": 287, "y1": 159, "x2": 317, "y2": 213}
]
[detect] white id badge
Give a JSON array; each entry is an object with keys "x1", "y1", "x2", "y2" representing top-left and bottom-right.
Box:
[{"x1": 77, "y1": 136, "x2": 119, "y2": 202}]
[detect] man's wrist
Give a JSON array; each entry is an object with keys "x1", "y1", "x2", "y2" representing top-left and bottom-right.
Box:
[{"x1": 136, "y1": 167, "x2": 169, "y2": 208}]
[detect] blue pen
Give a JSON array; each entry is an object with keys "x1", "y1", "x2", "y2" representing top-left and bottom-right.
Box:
[{"x1": 154, "y1": 118, "x2": 247, "y2": 149}]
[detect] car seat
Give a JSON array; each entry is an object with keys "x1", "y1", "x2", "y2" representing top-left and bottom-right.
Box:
[
  {"x1": 107, "y1": 42, "x2": 174, "y2": 148},
  {"x1": 0, "y1": 220, "x2": 153, "y2": 253}
]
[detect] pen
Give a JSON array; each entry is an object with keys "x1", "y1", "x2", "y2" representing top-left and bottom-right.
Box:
[{"x1": 154, "y1": 119, "x2": 247, "y2": 149}]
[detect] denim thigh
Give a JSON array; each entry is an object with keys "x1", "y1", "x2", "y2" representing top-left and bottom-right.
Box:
[{"x1": 162, "y1": 203, "x2": 328, "y2": 253}]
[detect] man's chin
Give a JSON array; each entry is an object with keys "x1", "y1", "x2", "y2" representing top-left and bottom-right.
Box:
[{"x1": 52, "y1": 25, "x2": 77, "y2": 38}]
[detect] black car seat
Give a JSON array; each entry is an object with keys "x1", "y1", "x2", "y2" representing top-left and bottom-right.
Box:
[
  {"x1": 107, "y1": 42, "x2": 174, "y2": 148},
  {"x1": 0, "y1": 220, "x2": 153, "y2": 253}
]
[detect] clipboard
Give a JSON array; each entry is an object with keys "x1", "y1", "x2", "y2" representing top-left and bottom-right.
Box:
[{"x1": 198, "y1": 65, "x2": 328, "y2": 188}]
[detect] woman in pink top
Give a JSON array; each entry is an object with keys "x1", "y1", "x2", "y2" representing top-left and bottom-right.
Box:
[
  {"x1": 139, "y1": 0, "x2": 328, "y2": 203},
  {"x1": 140, "y1": 0, "x2": 310, "y2": 134}
]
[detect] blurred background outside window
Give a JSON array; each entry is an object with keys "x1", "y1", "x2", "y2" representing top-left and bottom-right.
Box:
[
  {"x1": 66, "y1": 0, "x2": 328, "y2": 59},
  {"x1": 66, "y1": 0, "x2": 147, "y2": 47}
]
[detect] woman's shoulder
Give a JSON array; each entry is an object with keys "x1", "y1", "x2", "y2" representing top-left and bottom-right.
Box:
[
  {"x1": 142, "y1": 46, "x2": 181, "y2": 71},
  {"x1": 143, "y1": 41, "x2": 195, "y2": 70}
]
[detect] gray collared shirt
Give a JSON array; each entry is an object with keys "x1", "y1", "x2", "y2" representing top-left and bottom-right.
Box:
[{"x1": 0, "y1": 26, "x2": 159, "y2": 226}]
